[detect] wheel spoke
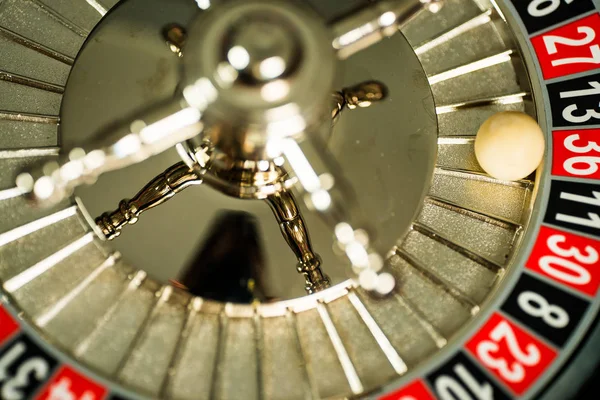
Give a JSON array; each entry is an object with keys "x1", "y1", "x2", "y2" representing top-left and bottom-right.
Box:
[
  {"x1": 266, "y1": 187, "x2": 331, "y2": 294},
  {"x1": 331, "y1": 0, "x2": 442, "y2": 59},
  {"x1": 331, "y1": 80, "x2": 388, "y2": 124},
  {"x1": 275, "y1": 133, "x2": 396, "y2": 294},
  {"x1": 96, "y1": 162, "x2": 203, "y2": 240},
  {"x1": 17, "y1": 82, "x2": 218, "y2": 205}
]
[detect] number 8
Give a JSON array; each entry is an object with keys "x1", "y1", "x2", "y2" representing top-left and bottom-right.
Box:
[
  {"x1": 518, "y1": 291, "x2": 569, "y2": 328},
  {"x1": 527, "y1": 0, "x2": 561, "y2": 17}
]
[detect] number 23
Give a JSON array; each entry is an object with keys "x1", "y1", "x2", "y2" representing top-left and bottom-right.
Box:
[{"x1": 476, "y1": 321, "x2": 541, "y2": 382}]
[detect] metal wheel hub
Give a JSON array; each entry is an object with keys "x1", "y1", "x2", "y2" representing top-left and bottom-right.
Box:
[
  {"x1": 5, "y1": 0, "x2": 599, "y2": 399},
  {"x1": 59, "y1": 0, "x2": 438, "y2": 300},
  {"x1": 182, "y1": 0, "x2": 337, "y2": 156}
]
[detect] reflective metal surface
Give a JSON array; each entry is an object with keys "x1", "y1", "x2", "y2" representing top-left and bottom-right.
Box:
[
  {"x1": 95, "y1": 162, "x2": 202, "y2": 241},
  {"x1": 0, "y1": 0, "x2": 546, "y2": 398},
  {"x1": 58, "y1": 0, "x2": 438, "y2": 299}
]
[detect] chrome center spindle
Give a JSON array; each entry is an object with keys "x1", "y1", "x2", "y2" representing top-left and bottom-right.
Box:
[
  {"x1": 225, "y1": 17, "x2": 298, "y2": 82},
  {"x1": 22, "y1": 0, "x2": 429, "y2": 296},
  {"x1": 175, "y1": 2, "x2": 338, "y2": 293},
  {"x1": 181, "y1": 0, "x2": 337, "y2": 161}
]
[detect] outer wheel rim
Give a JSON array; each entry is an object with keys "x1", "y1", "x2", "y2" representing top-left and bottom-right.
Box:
[{"x1": 0, "y1": 0, "x2": 598, "y2": 399}]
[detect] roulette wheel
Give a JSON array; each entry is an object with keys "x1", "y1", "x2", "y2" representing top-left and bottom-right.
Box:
[{"x1": 0, "y1": 0, "x2": 599, "y2": 398}]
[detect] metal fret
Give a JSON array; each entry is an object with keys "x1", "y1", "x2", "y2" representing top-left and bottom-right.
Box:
[
  {"x1": 3, "y1": 233, "x2": 94, "y2": 292},
  {"x1": 27, "y1": 0, "x2": 89, "y2": 37},
  {"x1": 316, "y1": 301, "x2": 363, "y2": 395},
  {"x1": 74, "y1": 270, "x2": 147, "y2": 357},
  {"x1": 428, "y1": 50, "x2": 514, "y2": 85},
  {"x1": 435, "y1": 166, "x2": 533, "y2": 189},
  {"x1": 424, "y1": 195, "x2": 521, "y2": 230},
  {"x1": 254, "y1": 310, "x2": 265, "y2": 400},
  {"x1": 36, "y1": 254, "x2": 117, "y2": 326},
  {"x1": 415, "y1": 9, "x2": 493, "y2": 55},
  {"x1": 394, "y1": 247, "x2": 480, "y2": 314},
  {"x1": 412, "y1": 222, "x2": 504, "y2": 272},
  {"x1": 0, "y1": 26, "x2": 74, "y2": 65},
  {"x1": 0, "y1": 206, "x2": 77, "y2": 247},
  {"x1": 0, "y1": 70, "x2": 64, "y2": 94},
  {"x1": 209, "y1": 311, "x2": 228, "y2": 400},
  {"x1": 393, "y1": 293, "x2": 447, "y2": 348},
  {"x1": 348, "y1": 291, "x2": 408, "y2": 375},
  {"x1": 0, "y1": 110, "x2": 60, "y2": 124},
  {"x1": 286, "y1": 309, "x2": 317, "y2": 400},
  {"x1": 0, "y1": 148, "x2": 59, "y2": 158},
  {"x1": 0, "y1": 187, "x2": 25, "y2": 201},
  {"x1": 158, "y1": 297, "x2": 203, "y2": 399},
  {"x1": 113, "y1": 285, "x2": 172, "y2": 378},
  {"x1": 436, "y1": 92, "x2": 530, "y2": 114},
  {"x1": 85, "y1": 0, "x2": 107, "y2": 16}
]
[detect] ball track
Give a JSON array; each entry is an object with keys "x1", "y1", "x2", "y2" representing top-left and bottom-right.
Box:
[{"x1": 0, "y1": 0, "x2": 545, "y2": 398}]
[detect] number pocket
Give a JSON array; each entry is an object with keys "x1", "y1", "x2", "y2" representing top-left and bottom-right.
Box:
[
  {"x1": 466, "y1": 314, "x2": 557, "y2": 395},
  {"x1": 543, "y1": 27, "x2": 600, "y2": 66},
  {"x1": 531, "y1": 14, "x2": 600, "y2": 79}
]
